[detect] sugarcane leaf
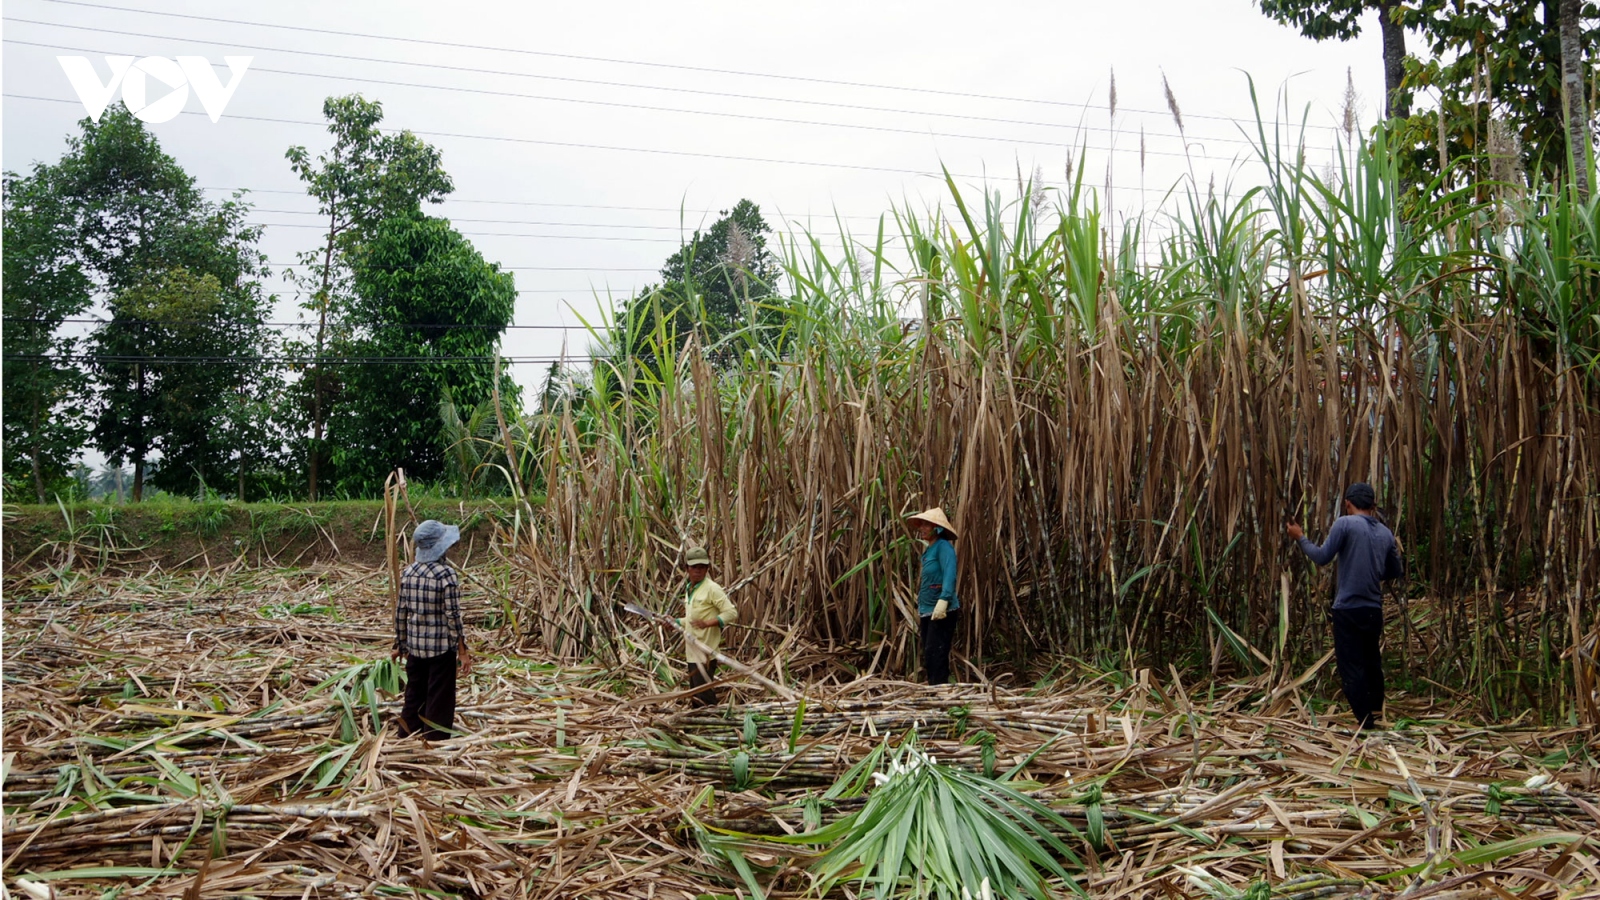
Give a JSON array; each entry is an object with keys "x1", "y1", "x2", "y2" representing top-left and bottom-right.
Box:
[
  {"x1": 1449, "y1": 832, "x2": 1587, "y2": 867},
  {"x1": 788, "y1": 698, "x2": 806, "y2": 754},
  {"x1": 312, "y1": 741, "x2": 361, "y2": 791},
  {"x1": 999, "y1": 728, "x2": 1067, "y2": 782},
  {"x1": 1205, "y1": 606, "x2": 1262, "y2": 675},
  {"x1": 23, "y1": 867, "x2": 193, "y2": 881}
]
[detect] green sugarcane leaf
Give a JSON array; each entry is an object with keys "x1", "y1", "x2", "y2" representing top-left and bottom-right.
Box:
[
  {"x1": 365, "y1": 680, "x2": 382, "y2": 731},
  {"x1": 313, "y1": 741, "x2": 361, "y2": 791},
  {"x1": 1204, "y1": 605, "x2": 1262, "y2": 675},
  {"x1": 1449, "y1": 832, "x2": 1586, "y2": 867},
  {"x1": 788, "y1": 698, "x2": 806, "y2": 754},
  {"x1": 721, "y1": 846, "x2": 766, "y2": 900},
  {"x1": 211, "y1": 813, "x2": 228, "y2": 858}
]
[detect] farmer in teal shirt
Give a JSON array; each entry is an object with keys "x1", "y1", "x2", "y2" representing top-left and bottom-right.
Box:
[{"x1": 906, "y1": 507, "x2": 961, "y2": 684}]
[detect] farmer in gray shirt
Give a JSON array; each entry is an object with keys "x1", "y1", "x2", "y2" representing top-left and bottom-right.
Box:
[{"x1": 1286, "y1": 482, "x2": 1404, "y2": 730}]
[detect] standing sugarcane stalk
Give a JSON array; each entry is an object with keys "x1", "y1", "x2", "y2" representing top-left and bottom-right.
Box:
[{"x1": 384, "y1": 469, "x2": 405, "y2": 611}]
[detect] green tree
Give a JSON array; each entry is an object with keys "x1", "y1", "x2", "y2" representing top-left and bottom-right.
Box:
[
  {"x1": 618, "y1": 200, "x2": 782, "y2": 369},
  {"x1": 53, "y1": 107, "x2": 208, "y2": 293},
  {"x1": 1, "y1": 164, "x2": 94, "y2": 501},
  {"x1": 440, "y1": 386, "x2": 513, "y2": 498},
  {"x1": 6, "y1": 106, "x2": 278, "y2": 502},
  {"x1": 90, "y1": 262, "x2": 273, "y2": 499},
  {"x1": 1407, "y1": 0, "x2": 1598, "y2": 184},
  {"x1": 327, "y1": 213, "x2": 516, "y2": 496},
  {"x1": 286, "y1": 94, "x2": 454, "y2": 500},
  {"x1": 1257, "y1": 0, "x2": 1597, "y2": 186},
  {"x1": 92, "y1": 463, "x2": 129, "y2": 503}
]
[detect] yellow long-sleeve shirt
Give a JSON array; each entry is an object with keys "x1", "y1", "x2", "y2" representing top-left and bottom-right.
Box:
[{"x1": 684, "y1": 577, "x2": 737, "y2": 664}]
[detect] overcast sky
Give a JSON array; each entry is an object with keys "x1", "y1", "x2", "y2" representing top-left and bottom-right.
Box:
[{"x1": 4, "y1": 0, "x2": 1386, "y2": 404}]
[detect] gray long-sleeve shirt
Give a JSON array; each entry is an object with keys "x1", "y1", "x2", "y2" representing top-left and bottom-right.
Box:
[{"x1": 1296, "y1": 513, "x2": 1404, "y2": 609}]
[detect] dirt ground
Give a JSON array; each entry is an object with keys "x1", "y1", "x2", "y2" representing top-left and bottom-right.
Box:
[{"x1": 3, "y1": 563, "x2": 1599, "y2": 899}]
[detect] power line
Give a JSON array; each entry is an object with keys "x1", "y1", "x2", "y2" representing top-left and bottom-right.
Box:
[
  {"x1": 24, "y1": 0, "x2": 1347, "y2": 131},
  {"x1": 245, "y1": 220, "x2": 877, "y2": 244},
  {"x1": 517, "y1": 288, "x2": 639, "y2": 294},
  {"x1": 199, "y1": 258, "x2": 661, "y2": 275},
  {"x1": 203, "y1": 187, "x2": 899, "y2": 221},
  {"x1": 6, "y1": 93, "x2": 997, "y2": 181},
  {"x1": 8, "y1": 91, "x2": 1286, "y2": 205},
  {"x1": 5, "y1": 33, "x2": 1306, "y2": 157},
  {"x1": 244, "y1": 222, "x2": 694, "y2": 243},
  {"x1": 3, "y1": 92, "x2": 1278, "y2": 207},
  {"x1": 246, "y1": 207, "x2": 862, "y2": 233},
  {"x1": 254, "y1": 257, "x2": 656, "y2": 272},
  {"x1": 0, "y1": 35, "x2": 1248, "y2": 156}
]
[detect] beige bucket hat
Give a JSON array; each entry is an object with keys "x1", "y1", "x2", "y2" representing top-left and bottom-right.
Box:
[{"x1": 905, "y1": 507, "x2": 958, "y2": 539}]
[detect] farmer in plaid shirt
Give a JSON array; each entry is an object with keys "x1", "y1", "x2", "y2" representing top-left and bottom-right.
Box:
[{"x1": 392, "y1": 519, "x2": 473, "y2": 739}]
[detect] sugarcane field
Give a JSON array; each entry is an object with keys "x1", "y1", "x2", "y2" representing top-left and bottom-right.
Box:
[
  {"x1": 4, "y1": 493, "x2": 1600, "y2": 900},
  {"x1": 7, "y1": 3, "x2": 1600, "y2": 899}
]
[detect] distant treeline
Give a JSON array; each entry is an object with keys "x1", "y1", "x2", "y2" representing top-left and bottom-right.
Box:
[{"x1": 3, "y1": 98, "x2": 515, "y2": 503}]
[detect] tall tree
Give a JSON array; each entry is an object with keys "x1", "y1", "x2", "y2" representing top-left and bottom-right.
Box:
[
  {"x1": 53, "y1": 108, "x2": 208, "y2": 293},
  {"x1": 1257, "y1": 0, "x2": 1412, "y2": 118},
  {"x1": 285, "y1": 94, "x2": 454, "y2": 500},
  {"x1": 327, "y1": 213, "x2": 516, "y2": 496},
  {"x1": 90, "y1": 261, "x2": 272, "y2": 500},
  {"x1": 618, "y1": 200, "x2": 782, "y2": 369},
  {"x1": 6, "y1": 106, "x2": 275, "y2": 502},
  {"x1": 1258, "y1": 0, "x2": 1597, "y2": 185},
  {"x1": 1, "y1": 164, "x2": 94, "y2": 501},
  {"x1": 90, "y1": 268, "x2": 216, "y2": 500},
  {"x1": 1409, "y1": 0, "x2": 1597, "y2": 183},
  {"x1": 1561, "y1": 0, "x2": 1592, "y2": 196},
  {"x1": 5, "y1": 106, "x2": 203, "y2": 502}
]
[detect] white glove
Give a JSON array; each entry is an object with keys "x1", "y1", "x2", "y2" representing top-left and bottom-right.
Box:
[{"x1": 931, "y1": 599, "x2": 949, "y2": 621}]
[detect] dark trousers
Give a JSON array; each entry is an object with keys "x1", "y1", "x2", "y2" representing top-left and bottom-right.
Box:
[
  {"x1": 1331, "y1": 607, "x2": 1385, "y2": 729},
  {"x1": 400, "y1": 650, "x2": 457, "y2": 739},
  {"x1": 686, "y1": 659, "x2": 719, "y2": 707},
  {"x1": 919, "y1": 609, "x2": 960, "y2": 685}
]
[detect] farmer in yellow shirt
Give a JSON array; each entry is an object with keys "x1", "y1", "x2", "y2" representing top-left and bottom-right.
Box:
[{"x1": 680, "y1": 546, "x2": 738, "y2": 707}]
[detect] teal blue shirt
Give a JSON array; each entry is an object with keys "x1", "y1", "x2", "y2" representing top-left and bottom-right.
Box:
[{"x1": 916, "y1": 537, "x2": 960, "y2": 616}]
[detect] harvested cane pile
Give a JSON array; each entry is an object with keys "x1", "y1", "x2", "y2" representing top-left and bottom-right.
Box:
[{"x1": 4, "y1": 564, "x2": 1599, "y2": 899}]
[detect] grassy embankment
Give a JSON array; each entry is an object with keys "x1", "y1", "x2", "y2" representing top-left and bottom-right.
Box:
[{"x1": 1, "y1": 495, "x2": 512, "y2": 571}]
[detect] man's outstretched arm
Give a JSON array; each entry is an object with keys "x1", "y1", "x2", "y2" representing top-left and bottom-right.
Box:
[{"x1": 1289, "y1": 517, "x2": 1345, "y2": 566}]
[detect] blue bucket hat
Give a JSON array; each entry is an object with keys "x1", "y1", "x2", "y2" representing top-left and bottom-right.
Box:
[{"x1": 413, "y1": 520, "x2": 461, "y2": 563}]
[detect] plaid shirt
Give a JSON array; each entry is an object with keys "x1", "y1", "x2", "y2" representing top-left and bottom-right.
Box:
[{"x1": 395, "y1": 560, "x2": 463, "y2": 659}]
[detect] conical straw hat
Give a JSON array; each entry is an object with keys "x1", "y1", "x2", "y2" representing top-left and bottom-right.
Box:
[{"x1": 905, "y1": 507, "x2": 957, "y2": 539}]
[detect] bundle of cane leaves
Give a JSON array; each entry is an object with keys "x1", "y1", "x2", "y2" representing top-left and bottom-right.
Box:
[
  {"x1": 757, "y1": 734, "x2": 1087, "y2": 900},
  {"x1": 310, "y1": 658, "x2": 403, "y2": 739}
]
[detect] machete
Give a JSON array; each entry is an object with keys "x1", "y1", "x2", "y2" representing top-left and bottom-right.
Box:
[{"x1": 617, "y1": 602, "x2": 800, "y2": 701}]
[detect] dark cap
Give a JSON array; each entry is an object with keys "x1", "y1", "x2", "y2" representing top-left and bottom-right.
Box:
[{"x1": 1344, "y1": 482, "x2": 1377, "y2": 510}]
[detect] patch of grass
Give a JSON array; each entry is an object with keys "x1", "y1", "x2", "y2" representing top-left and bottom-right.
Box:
[{"x1": 3, "y1": 496, "x2": 517, "y2": 571}]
